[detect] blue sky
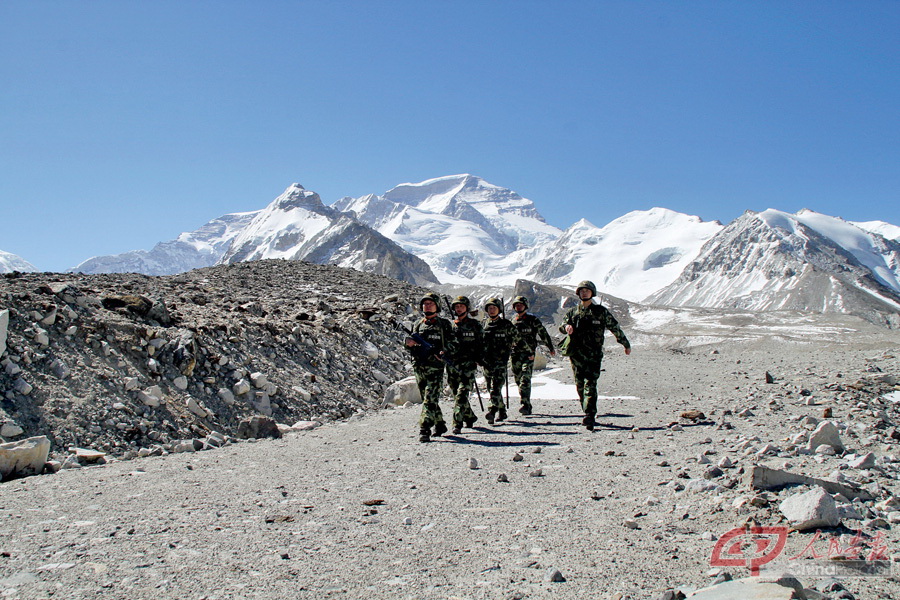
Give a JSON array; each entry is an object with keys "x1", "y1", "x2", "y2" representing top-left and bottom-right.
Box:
[{"x1": 2, "y1": 1, "x2": 899, "y2": 271}]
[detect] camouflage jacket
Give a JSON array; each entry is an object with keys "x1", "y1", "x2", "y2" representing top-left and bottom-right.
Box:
[
  {"x1": 406, "y1": 316, "x2": 458, "y2": 367},
  {"x1": 512, "y1": 312, "x2": 555, "y2": 356},
  {"x1": 451, "y1": 315, "x2": 483, "y2": 365},
  {"x1": 559, "y1": 302, "x2": 629, "y2": 358},
  {"x1": 481, "y1": 317, "x2": 522, "y2": 367}
]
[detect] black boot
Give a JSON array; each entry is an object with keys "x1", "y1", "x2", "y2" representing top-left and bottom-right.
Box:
[
  {"x1": 582, "y1": 415, "x2": 595, "y2": 431},
  {"x1": 419, "y1": 428, "x2": 431, "y2": 443},
  {"x1": 485, "y1": 410, "x2": 496, "y2": 425},
  {"x1": 433, "y1": 422, "x2": 448, "y2": 437}
]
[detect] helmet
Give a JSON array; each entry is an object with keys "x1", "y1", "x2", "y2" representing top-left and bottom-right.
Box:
[
  {"x1": 575, "y1": 280, "x2": 597, "y2": 298},
  {"x1": 484, "y1": 297, "x2": 504, "y2": 311},
  {"x1": 512, "y1": 295, "x2": 529, "y2": 309},
  {"x1": 450, "y1": 295, "x2": 471, "y2": 310},
  {"x1": 419, "y1": 292, "x2": 441, "y2": 312}
]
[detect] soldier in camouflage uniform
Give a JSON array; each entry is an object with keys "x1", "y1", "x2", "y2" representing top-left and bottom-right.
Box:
[
  {"x1": 510, "y1": 296, "x2": 556, "y2": 415},
  {"x1": 405, "y1": 292, "x2": 458, "y2": 443},
  {"x1": 480, "y1": 297, "x2": 522, "y2": 424},
  {"x1": 447, "y1": 296, "x2": 482, "y2": 434},
  {"x1": 559, "y1": 281, "x2": 631, "y2": 431}
]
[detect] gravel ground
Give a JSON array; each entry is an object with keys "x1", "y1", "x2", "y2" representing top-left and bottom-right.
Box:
[{"x1": 2, "y1": 321, "x2": 900, "y2": 599}]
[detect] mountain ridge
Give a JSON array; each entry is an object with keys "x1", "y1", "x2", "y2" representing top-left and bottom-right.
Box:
[{"x1": 11, "y1": 175, "x2": 900, "y2": 327}]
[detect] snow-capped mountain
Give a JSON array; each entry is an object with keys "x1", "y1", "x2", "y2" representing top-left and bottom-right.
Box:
[
  {"x1": 853, "y1": 220, "x2": 900, "y2": 242},
  {"x1": 61, "y1": 174, "x2": 900, "y2": 327},
  {"x1": 526, "y1": 208, "x2": 723, "y2": 301},
  {"x1": 0, "y1": 250, "x2": 38, "y2": 273},
  {"x1": 646, "y1": 209, "x2": 900, "y2": 326},
  {"x1": 71, "y1": 211, "x2": 260, "y2": 276},
  {"x1": 220, "y1": 184, "x2": 438, "y2": 286},
  {"x1": 334, "y1": 175, "x2": 561, "y2": 284}
]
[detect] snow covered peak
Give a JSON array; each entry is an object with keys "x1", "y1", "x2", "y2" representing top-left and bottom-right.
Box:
[
  {"x1": 853, "y1": 220, "x2": 900, "y2": 241},
  {"x1": 527, "y1": 208, "x2": 723, "y2": 301},
  {"x1": 647, "y1": 207, "x2": 900, "y2": 320},
  {"x1": 0, "y1": 250, "x2": 38, "y2": 273},
  {"x1": 333, "y1": 175, "x2": 562, "y2": 284},
  {"x1": 271, "y1": 183, "x2": 325, "y2": 211}
]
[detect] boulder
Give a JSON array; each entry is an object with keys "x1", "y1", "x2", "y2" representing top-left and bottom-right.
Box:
[
  {"x1": 233, "y1": 378, "x2": 251, "y2": 396},
  {"x1": 779, "y1": 486, "x2": 840, "y2": 530},
  {"x1": 687, "y1": 575, "x2": 806, "y2": 599},
  {"x1": 0, "y1": 436, "x2": 51, "y2": 480},
  {"x1": 290, "y1": 420, "x2": 321, "y2": 431},
  {"x1": 748, "y1": 465, "x2": 872, "y2": 501},
  {"x1": 848, "y1": 452, "x2": 876, "y2": 469},
  {"x1": 383, "y1": 376, "x2": 421, "y2": 406},
  {"x1": 236, "y1": 415, "x2": 281, "y2": 440},
  {"x1": 806, "y1": 421, "x2": 844, "y2": 453},
  {"x1": 0, "y1": 309, "x2": 8, "y2": 357},
  {"x1": 186, "y1": 397, "x2": 209, "y2": 419},
  {"x1": 0, "y1": 421, "x2": 24, "y2": 438},
  {"x1": 74, "y1": 447, "x2": 107, "y2": 464},
  {"x1": 101, "y1": 294, "x2": 153, "y2": 316}
]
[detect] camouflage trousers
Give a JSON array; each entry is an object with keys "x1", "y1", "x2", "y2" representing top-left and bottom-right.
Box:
[
  {"x1": 510, "y1": 352, "x2": 535, "y2": 410},
  {"x1": 447, "y1": 362, "x2": 479, "y2": 427},
  {"x1": 483, "y1": 362, "x2": 509, "y2": 414},
  {"x1": 569, "y1": 354, "x2": 603, "y2": 418},
  {"x1": 414, "y1": 362, "x2": 446, "y2": 430}
]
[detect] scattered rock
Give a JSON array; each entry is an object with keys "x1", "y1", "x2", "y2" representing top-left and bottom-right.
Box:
[
  {"x1": 681, "y1": 410, "x2": 705, "y2": 421},
  {"x1": 807, "y1": 421, "x2": 845, "y2": 453},
  {"x1": 779, "y1": 486, "x2": 840, "y2": 530},
  {"x1": 236, "y1": 416, "x2": 281, "y2": 440},
  {"x1": 0, "y1": 436, "x2": 51, "y2": 480}
]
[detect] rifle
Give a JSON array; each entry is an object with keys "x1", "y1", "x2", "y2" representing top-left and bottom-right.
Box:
[
  {"x1": 473, "y1": 378, "x2": 484, "y2": 412},
  {"x1": 395, "y1": 320, "x2": 458, "y2": 372}
]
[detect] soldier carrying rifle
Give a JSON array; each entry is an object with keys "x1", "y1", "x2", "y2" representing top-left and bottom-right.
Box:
[
  {"x1": 404, "y1": 292, "x2": 458, "y2": 443},
  {"x1": 480, "y1": 297, "x2": 522, "y2": 425},
  {"x1": 447, "y1": 295, "x2": 482, "y2": 434}
]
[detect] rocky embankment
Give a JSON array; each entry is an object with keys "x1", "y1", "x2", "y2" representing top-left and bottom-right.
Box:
[{"x1": 0, "y1": 260, "x2": 428, "y2": 468}]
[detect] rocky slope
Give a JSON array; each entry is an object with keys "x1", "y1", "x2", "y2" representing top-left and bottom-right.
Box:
[{"x1": 0, "y1": 260, "x2": 432, "y2": 462}]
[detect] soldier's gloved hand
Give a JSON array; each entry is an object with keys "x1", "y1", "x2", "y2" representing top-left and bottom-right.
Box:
[{"x1": 624, "y1": 347, "x2": 632, "y2": 356}]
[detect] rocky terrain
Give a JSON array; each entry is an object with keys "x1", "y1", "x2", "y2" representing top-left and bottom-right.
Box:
[
  {"x1": 1, "y1": 261, "x2": 900, "y2": 599},
  {"x1": 0, "y1": 260, "x2": 429, "y2": 462}
]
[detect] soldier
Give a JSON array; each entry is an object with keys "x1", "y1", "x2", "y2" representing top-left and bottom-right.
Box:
[
  {"x1": 510, "y1": 295, "x2": 556, "y2": 415},
  {"x1": 480, "y1": 297, "x2": 522, "y2": 424},
  {"x1": 405, "y1": 292, "x2": 458, "y2": 443},
  {"x1": 447, "y1": 295, "x2": 482, "y2": 434},
  {"x1": 559, "y1": 281, "x2": 631, "y2": 431}
]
